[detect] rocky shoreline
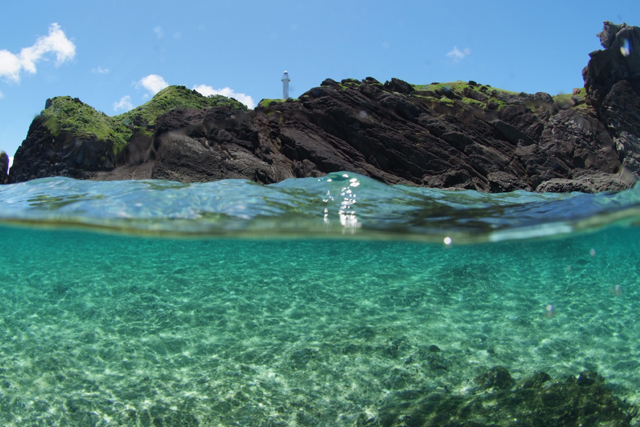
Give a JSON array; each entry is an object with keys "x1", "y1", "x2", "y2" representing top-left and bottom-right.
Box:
[{"x1": 3, "y1": 22, "x2": 640, "y2": 193}]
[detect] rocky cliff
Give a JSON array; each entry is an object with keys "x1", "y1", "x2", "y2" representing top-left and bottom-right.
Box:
[
  {"x1": 7, "y1": 22, "x2": 640, "y2": 193},
  {"x1": 0, "y1": 151, "x2": 8, "y2": 185}
]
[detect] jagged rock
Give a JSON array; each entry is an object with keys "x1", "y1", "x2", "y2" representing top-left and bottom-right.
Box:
[
  {"x1": 584, "y1": 22, "x2": 640, "y2": 110},
  {"x1": 150, "y1": 107, "x2": 294, "y2": 184},
  {"x1": 7, "y1": 23, "x2": 640, "y2": 193},
  {"x1": 0, "y1": 151, "x2": 8, "y2": 184},
  {"x1": 601, "y1": 80, "x2": 640, "y2": 174},
  {"x1": 320, "y1": 78, "x2": 339, "y2": 87},
  {"x1": 581, "y1": 21, "x2": 640, "y2": 187},
  {"x1": 597, "y1": 21, "x2": 628, "y2": 49},
  {"x1": 535, "y1": 170, "x2": 636, "y2": 193},
  {"x1": 383, "y1": 78, "x2": 415, "y2": 94},
  {"x1": 463, "y1": 86, "x2": 489, "y2": 102}
]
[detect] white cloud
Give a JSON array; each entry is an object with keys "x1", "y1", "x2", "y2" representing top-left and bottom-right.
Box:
[
  {"x1": 446, "y1": 46, "x2": 471, "y2": 62},
  {"x1": 92, "y1": 66, "x2": 109, "y2": 74},
  {"x1": 193, "y1": 84, "x2": 255, "y2": 109},
  {"x1": 8, "y1": 156, "x2": 13, "y2": 169},
  {"x1": 0, "y1": 23, "x2": 75, "y2": 82},
  {"x1": 0, "y1": 90, "x2": 3, "y2": 98},
  {"x1": 0, "y1": 50, "x2": 21, "y2": 81},
  {"x1": 136, "y1": 74, "x2": 168, "y2": 96},
  {"x1": 113, "y1": 95, "x2": 133, "y2": 112}
]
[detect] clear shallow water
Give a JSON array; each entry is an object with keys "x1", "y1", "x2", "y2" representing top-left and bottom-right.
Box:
[
  {"x1": 2, "y1": 172, "x2": 640, "y2": 242},
  {"x1": 0, "y1": 174, "x2": 639, "y2": 426}
]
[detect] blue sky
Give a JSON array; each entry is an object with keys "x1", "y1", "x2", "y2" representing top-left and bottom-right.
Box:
[{"x1": 0, "y1": 0, "x2": 637, "y2": 165}]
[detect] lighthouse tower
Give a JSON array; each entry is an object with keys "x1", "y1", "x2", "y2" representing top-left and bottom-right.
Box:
[{"x1": 281, "y1": 71, "x2": 290, "y2": 100}]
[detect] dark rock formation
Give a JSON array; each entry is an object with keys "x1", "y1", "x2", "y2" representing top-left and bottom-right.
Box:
[
  {"x1": 0, "y1": 151, "x2": 8, "y2": 184},
  {"x1": 7, "y1": 22, "x2": 640, "y2": 193},
  {"x1": 584, "y1": 22, "x2": 640, "y2": 109},
  {"x1": 583, "y1": 21, "x2": 640, "y2": 179},
  {"x1": 10, "y1": 114, "x2": 117, "y2": 181},
  {"x1": 377, "y1": 367, "x2": 638, "y2": 427}
]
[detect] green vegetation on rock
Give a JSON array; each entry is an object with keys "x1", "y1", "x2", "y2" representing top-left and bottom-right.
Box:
[
  {"x1": 412, "y1": 81, "x2": 498, "y2": 110},
  {"x1": 41, "y1": 97, "x2": 131, "y2": 154},
  {"x1": 412, "y1": 81, "x2": 518, "y2": 97},
  {"x1": 118, "y1": 85, "x2": 247, "y2": 128},
  {"x1": 553, "y1": 89, "x2": 586, "y2": 110},
  {"x1": 41, "y1": 85, "x2": 247, "y2": 155},
  {"x1": 257, "y1": 98, "x2": 299, "y2": 108},
  {"x1": 409, "y1": 80, "x2": 587, "y2": 113}
]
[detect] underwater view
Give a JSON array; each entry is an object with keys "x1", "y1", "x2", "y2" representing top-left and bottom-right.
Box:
[{"x1": 0, "y1": 173, "x2": 639, "y2": 426}]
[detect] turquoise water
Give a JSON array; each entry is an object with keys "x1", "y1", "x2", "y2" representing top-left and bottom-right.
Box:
[{"x1": 0, "y1": 174, "x2": 639, "y2": 426}]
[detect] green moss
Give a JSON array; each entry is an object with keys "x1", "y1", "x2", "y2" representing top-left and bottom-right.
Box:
[
  {"x1": 339, "y1": 80, "x2": 360, "y2": 90},
  {"x1": 257, "y1": 98, "x2": 299, "y2": 108},
  {"x1": 412, "y1": 81, "x2": 519, "y2": 100},
  {"x1": 488, "y1": 99, "x2": 508, "y2": 111},
  {"x1": 572, "y1": 87, "x2": 586, "y2": 97},
  {"x1": 43, "y1": 116, "x2": 61, "y2": 137},
  {"x1": 460, "y1": 97, "x2": 485, "y2": 108},
  {"x1": 258, "y1": 98, "x2": 286, "y2": 108},
  {"x1": 413, "y1": 95, "x2": 440, "y2": 103},
  {"x1": 412, "y1": 81, "x2": 468, "y2": 93},
  {"x1": 438, "y1": 96, "x2": 455, "y2": 106},
  {"x1": 553, "y1": 93, "x2": 573, "y2": 103}
]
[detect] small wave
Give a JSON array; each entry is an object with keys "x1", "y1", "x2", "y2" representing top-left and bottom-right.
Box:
[{"x1": 1, "y1": 173, "x2": 640, "y2": 242}]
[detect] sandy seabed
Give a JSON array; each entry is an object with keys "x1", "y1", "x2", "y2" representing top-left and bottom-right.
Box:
[{"x1": 0, "y1": 225, "x2": 638, "y2": 426}]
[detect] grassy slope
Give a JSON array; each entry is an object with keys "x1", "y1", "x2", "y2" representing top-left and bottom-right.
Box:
[
  {"x1": 41, "y1": 85, "x2": 247, "y2": 154},
  {"x1": 412, "y1": 80, "x2": 586, "y2": 111}
]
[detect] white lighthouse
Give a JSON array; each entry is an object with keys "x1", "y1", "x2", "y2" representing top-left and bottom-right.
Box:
[{"x1": 281, "y1": 71, "x2": 290, "y2": 100}]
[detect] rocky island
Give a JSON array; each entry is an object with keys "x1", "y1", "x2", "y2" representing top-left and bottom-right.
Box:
[{"x1": 3, "y1": 21, "x2": 640, "y2": 193}]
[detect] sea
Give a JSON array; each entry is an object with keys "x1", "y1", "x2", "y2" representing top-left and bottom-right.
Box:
[{"x1": 0, "y1": 172, "x2": 639, "y2": 426}]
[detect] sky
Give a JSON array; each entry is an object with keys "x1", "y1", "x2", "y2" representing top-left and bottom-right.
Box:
[{"x1": 0, "y1": 0, "x2": 637, "y2": 166}]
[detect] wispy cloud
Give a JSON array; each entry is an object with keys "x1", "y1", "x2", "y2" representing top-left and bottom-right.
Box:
[
  {"x1": 193, "y1": 84, "x2": 255, "y2": 109},
  {"x1": 92, "y1": 66, "x2": 109, "y2": 74},
  {"x1": 113, "y1": 95, "x2": 133, "y2": 112},
  {"x1": 446, "y1": 46, "x2": 471, "y2": 62},
  {"x1": 0, "y1": 90, "x2": 3, "y2": 98},
  {"x1": 136, "y1": 74, "x2": 168, "y2": 96},
  {"x1": 0, "y1": 23, "x2": 75, "y2": 82},
  {"x1": 153, "y1": 26, "x2": 164, "y2": 40}
]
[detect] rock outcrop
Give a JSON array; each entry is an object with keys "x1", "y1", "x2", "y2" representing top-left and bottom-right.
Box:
[
  {"x1": 583, "y1": 21, "x2": 640, "y2": 179},
  {"x1": 0, "y1": 151, "x2": 8, "y2": 184},
  {"x1": 7, "y1": 22, "x2": 640, "y2": 193}
]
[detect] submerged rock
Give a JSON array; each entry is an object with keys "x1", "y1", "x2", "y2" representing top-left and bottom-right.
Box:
[
  {"x1": 377, "y1": 368, "x2": 638, "y2": 427},
  {"x1": 473, "y1": 365, "x2": 514, "y2": 390}
]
